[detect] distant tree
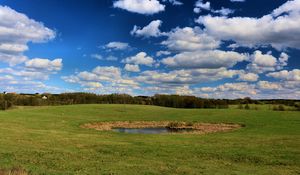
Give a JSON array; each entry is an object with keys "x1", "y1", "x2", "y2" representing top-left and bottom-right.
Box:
[{"x1": 244, "y1": 104, "x2": 250, "y2": 110}]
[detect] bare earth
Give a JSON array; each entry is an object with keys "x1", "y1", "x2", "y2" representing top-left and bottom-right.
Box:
[{"x1": 82, "y1": 121, "x2": 242, "y2": 134}]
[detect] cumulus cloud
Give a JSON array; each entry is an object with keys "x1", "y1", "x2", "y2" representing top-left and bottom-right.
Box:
[
  {"x1": 104, "y1": 41, "x2": 130, "y2": 50},
  {"x1": 238, "y1": 72, "x2": 259, "y2": 82},
  {"x1": 194, "y1": 82, "x2": 258, "y2": 99},
  {"x1": 246, "y1": 51, "x2": 277, "y2": 73},
  {"x1": 62, "y1": 66, "x2": 140, "y2": 94},
  {"x1": 162, "y1": 27, "x2": 220, "y2": 52},
  {"x1": 113, "y1": 0, "x2": 165, "y2": 15},
  {"x1": 136, "y1": 68, "x2": 239, "y2": 86},
  {"x1": 267, "y1": 69, "x2": 300, "y2": 81},
  {"x1": 162, "y1": 50, "x2": 247, "y2": 69},
  {"x1": 156, "y1": 50, "x2": 171, "y2": 57},
  {"x1": 194, "y1": 0, "x2": 234, "y2": 16},
  {"x1": 124, "y1": 64, "x2": 140, "y2": 72},
  {"x1": 194, "y1": 0, "x2": 211, "y2": 13},
  {"x1": 0, "y1": 65, "x2": 61, "y2": 81},
  {"x1": 246, "y1": 51, "x2": 288, "y2": 73},
  {"x1": 196, "y1": 0, "x2": 300, "y2": 50},
  {"x1": 131, "y1": 20, "x2": 163, "y2": 38},
  {"x1": 122, "y1": 52, "x2": 155, "y2": 66},
  {"x1": 0, "y1": 78, "x2": 65, "y2": 94},
  {"x1": 25, "y1": 58, "x2": 63, "y2": 72},
  {"x1": 211, "y1": 7, "x2": 235, "y2": 16},
  {"x1": 0, "y1": 5, "x2": 55, "y2": 66},
  {"x1": 257, "y1": 81, "x2": 282, "y2": 90}
]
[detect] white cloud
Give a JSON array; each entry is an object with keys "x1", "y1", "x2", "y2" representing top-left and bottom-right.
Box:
[
  {"x1": 257, "y1": 81, "x2": 282, "y2": 90},
  {"x1": 162, "y1": 27, "x2": 220, "y2": 52},
  {"x1": 162, "y1": 50, "x2": 247, "y2": 69},
  {"x1": 91, "y1": 54, "x2": 103, "y2": 60},
  {"x1": 105, "y1": 41, "x2": 130, "y2": 50},
  {"x1": 194, "y1": 0, "x2": 234, "y2": 16},
  {"x1": 194, "y1": 0, "x2": 211, "y2": 13},
  {"x1": 196, "y1": 0, "x2": 300, "y2": 50},
  {"x1": 277, "y1": 52, "x2": 289, "y2": 69},
  {"x1": 247, "y1": 51, "x2": 288, "y2": 73},
  {"x1": 0, "y1": 5, "x2": 55, "y2": 66},
  {"x1": 156, "y1": 50, "x2": 171, "y2": 57},
  {"x1": 238, "y1": 72, "x2": 259, "y2": 82},
  {"x1": 113, "y1": 0, "x2": 165, "y2": 15},
  {"x1": 91, "y1": 54, "x2": 118, "y2": 61},
  {"x1": 193, "y1": 79, "x2": 300, "y2": 99},
  {"x1": 267, "y1": 69, "x2": 300, "y2": 81},
  {"x1": 106, "y1": 55, "x2": 118, "y2": 61},
  {"x1": 246, "y1": 51, "x2": 277, "y2": 73},
  {"x1": 194, "y1": 82, "x2": 257, "y2": 99},
  {"x1": 25, "y1": 58, "x2": 63, "y2": 72},
  {"x1": 211, "y1": 7, "x2": 235, "y2": 16},
  {"x1": 0, "y1": 66, "x2": 60, "y2": 81},
  {"x1": 62, "y1": 66, "x2": 140, "y2": 94},
  {"x1": 136, "y1": 68, "x2": 239, "y2": 86},
  {"x1": 124, "y1": 64, "x2": 140, "y2": 72},
  {"x1": 162, "y1": 0, "x2": 183, "y2": 6},
  {"x1": 122, "y1": 52, "x2": 155, "y2": 66},
  {"x1": 131, "y1": 20, "x2": 163, "y2": 38}
]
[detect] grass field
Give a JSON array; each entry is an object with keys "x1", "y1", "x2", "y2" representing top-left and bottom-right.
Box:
[{"x1": 0, "y1": 104, "x2": 299, "y2": 175}]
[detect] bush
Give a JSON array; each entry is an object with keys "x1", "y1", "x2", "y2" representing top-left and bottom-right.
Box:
[
  {"x1": 278, "y1": 105, "x2": 285, "y2": 111},
  {"x1": 167, "y1": 122, "x2": 183, "y2": 128},
  {"x1": 186, "y1": 122, "x2": 194, "y2": 127}
]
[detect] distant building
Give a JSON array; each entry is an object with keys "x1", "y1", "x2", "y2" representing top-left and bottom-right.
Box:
[{"x1": 42, "y1": 96, "x2": 48, "y2": 100}]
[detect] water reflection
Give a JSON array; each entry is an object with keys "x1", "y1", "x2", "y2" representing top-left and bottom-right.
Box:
[{"x1": 112, "y1": 127, "x2": 194, "y2": 134}]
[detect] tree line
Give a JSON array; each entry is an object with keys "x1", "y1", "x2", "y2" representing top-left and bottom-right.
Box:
[{"x1": 0, "y1": 92, "x2": 299, "y2": 110}]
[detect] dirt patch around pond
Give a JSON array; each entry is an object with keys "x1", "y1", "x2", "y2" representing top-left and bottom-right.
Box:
[{"x1": 82, "y1": 121, "x2": 242, "y2": 134}]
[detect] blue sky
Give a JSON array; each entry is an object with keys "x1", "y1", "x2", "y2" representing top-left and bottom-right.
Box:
[{"x1": 0, "y1": 0, "x2": 299, "y2": 99}]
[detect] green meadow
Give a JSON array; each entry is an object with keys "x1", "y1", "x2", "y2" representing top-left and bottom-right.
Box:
[{"x1": 0, "y1": 104, "x2": 299, "y2": 174}]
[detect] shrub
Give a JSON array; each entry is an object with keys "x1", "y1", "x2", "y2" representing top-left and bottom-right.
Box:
[
  {"x1": 167, "y1": 121, "x2": 183, "y2": 128},
  {"x1": 186, "y1": 122, "x2": 194, "y2": 127},
  {"x1": 278, "y1": 105, "x2": 285, "y2": 111}
]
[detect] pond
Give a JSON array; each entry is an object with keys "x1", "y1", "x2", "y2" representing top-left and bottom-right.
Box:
[{"x1": 112, "y1": 127, "x2": 194, "y2": 134}]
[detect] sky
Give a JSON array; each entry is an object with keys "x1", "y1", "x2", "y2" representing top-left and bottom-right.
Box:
[{"x1": 0, "y1": 0, "x2": 299, "y2": 99}]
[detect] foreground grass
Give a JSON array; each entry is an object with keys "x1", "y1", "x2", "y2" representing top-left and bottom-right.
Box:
[{"x1": 0, "y1": 104, "x2": 299, "y2": 175}]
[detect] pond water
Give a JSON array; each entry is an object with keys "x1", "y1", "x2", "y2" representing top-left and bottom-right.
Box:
[{"x1": 112, "y1": 127, "x2": 194, "y2": 134}]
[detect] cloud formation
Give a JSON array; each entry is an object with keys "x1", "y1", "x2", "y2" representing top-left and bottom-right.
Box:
[
  {"x1": 131, "y1": 20, "x2": 163, "y2": 38},
  {"x1": 162, "y1": 27, "x2": 220, "y2": 52},
  {"x1": 0, "y1": 5, "x2": 55, "y2": 65},
  {"x1": 122, "y1": 52, "x2": 155, "y2": 66},
  {"x1": 113, "y1": 0, "x2": 165, "y2": 15},
  {"x1": 196, "y1": 0, "x2": 300, "y2": 50},
  {"x1": 162, "y1": 50, "x2": 247, "y2": 69}
]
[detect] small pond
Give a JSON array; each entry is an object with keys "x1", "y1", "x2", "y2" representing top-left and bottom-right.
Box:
[{"x1": 112, "y1": 127, "x2": 194, "y2": 134}]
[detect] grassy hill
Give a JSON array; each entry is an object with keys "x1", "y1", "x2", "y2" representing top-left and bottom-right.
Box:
[{"x1": 0, "y1": 104, "x2": 299, "y2": 174}]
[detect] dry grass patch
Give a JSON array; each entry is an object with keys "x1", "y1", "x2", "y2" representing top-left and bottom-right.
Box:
[
  {"x1": 82, "y1": 121, "x2": 242, "y2": 134},
  {"x1": 0, "y1": 167, "x2": 28, "y2": 175}
]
